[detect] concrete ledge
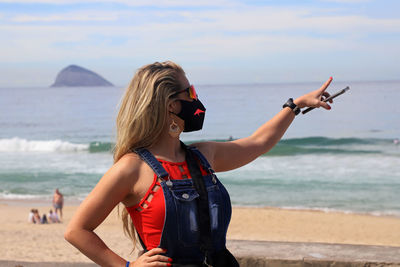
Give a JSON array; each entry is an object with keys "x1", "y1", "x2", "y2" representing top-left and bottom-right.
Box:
[
  {"x1": 2, "y1": 240, "x2": 400, "y2": 267},
  {"x1": 228, "y1": 240, "x2": 400, "y2": 266}
]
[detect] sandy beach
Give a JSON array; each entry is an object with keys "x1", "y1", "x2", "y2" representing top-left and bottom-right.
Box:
[{"x1": 1, "y1": 200, "x2": 400, "y2": 264}]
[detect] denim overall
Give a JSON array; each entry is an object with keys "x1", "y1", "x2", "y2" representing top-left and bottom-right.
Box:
[{"x1": 134, "y1": 146, "x2": 232, "y2": 265}]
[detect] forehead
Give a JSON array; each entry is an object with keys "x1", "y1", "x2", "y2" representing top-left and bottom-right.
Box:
[{"x1": 177, "y1": 73, "x2": 190, "y2": 89}]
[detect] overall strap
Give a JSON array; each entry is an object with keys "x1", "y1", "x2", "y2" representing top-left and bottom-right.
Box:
[
  {"x1": 181, "y1": 142, "x2": 214, "y2": 264},
  {"x1": 133, "y1": 148, "x2": 169, "y2": 179},
  {"x1": 187, "y1": 146, "x2": 215, "y2": 174}
]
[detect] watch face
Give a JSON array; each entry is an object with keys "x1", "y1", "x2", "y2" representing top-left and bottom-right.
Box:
[
  {"x1": 283, "y1": 98, "x2": 294, "y2": 108},
  {"x1": 283, "y1": 98, "x2": 300, "y2": 115}
]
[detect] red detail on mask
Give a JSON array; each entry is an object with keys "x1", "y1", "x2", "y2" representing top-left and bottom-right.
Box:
[{"x1": 194, "y1": 109, "x2": 205, "y2": 116}]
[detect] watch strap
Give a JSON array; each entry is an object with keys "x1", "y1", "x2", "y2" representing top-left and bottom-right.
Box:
[{"x1": 283, "y1": 98, "x2": 301, "y2": 115}]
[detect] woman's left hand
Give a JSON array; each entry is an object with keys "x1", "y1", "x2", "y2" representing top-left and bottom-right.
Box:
[{"x1": 294, "y1": 77, "x2": 333, "y2": 109}]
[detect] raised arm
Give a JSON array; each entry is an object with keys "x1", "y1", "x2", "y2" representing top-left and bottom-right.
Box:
[{"x1": 195, "y1": 77, "x2": 333, "y2": 172}]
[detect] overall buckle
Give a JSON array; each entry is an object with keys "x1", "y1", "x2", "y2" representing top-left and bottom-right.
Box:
[{"x1": 203, "y1": 257, "x2": 213, "y2": 267}]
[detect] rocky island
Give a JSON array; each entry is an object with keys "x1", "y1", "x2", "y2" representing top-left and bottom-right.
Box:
[{"x1": 51, "y1": 65, "x2": 114, "y2": 87}]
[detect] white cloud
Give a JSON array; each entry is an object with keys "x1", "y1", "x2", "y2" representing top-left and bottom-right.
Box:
[
  {"x1": 185, "y1": 7, "x2": 400, "y2": 33},
  {"x1": 2, "y1": 11, "x2": 398, "y2": 65},
  {"x1": 319, "y1": 0, "x2": 372, "y2": 3},
  {"x1": 0, "y1": 0, "x2": 233, "y2": 7},
  {"x1": 0, "y1": 2, "x2": 399, "y2": 84},
  {"x1": 11, "y1": 12, "x2": 120, "y2": 22},
  {"x1": 7, "y1": 6, "x2": 400, "y2": 34}
]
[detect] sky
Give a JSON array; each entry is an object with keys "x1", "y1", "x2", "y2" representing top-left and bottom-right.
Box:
[{"x1": 0, "y1": 0, "x2": 399, "y2": 87}]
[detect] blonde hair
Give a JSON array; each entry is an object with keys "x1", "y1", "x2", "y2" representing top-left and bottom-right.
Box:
[{"x1": 114, "y1": 61, "x2": 185, "y2": 250}]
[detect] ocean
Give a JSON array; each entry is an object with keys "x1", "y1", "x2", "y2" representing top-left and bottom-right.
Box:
[{"x1": 1, "y1": 80, "x2": 399, "y2": 216}]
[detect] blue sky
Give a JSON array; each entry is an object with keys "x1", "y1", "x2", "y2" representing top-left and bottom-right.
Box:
[{"x1": 0, "y1": 0, "x2": 399, "y2": 87}]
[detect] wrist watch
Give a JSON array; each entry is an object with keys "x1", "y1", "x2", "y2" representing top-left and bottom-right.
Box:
[{"x1": 283, "y1": 98, "x2": 301, "y2": 115}]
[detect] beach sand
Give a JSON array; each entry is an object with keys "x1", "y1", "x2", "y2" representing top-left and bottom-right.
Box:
[{"x1": 1, "y1": 200, "x2": 400, "y2": 264}]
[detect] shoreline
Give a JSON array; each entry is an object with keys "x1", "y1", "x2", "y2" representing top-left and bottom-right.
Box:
[
  {"x1": 2, "y1": 197, "x2": 399, "y2": 219},
  {"x1": 0, "y1": 197, "x2": 82, "y2": 207}
]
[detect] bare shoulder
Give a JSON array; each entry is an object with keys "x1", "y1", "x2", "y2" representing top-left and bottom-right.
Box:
[{"x1": 111, "y1": 152, "x2": 143, "y2": 182}]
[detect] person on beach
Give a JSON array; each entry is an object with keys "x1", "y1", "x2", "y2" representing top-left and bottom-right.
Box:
[
  {"x1": 52, "y1": 188, "x2": 64, "y2": 220},
  {"x1": 41, "y1": 213, "x2": 48, "y2": 224},
  {"x1": 65, "y1": 61, "x2": 333, "y2": 266},
  {"x1": 28, "y1": 209, "x2": 35, "y2": 223},
  {"x1": 48, "y1": 209, "x2": 60, "y2": 223},
  {"x1": 33, "y1": 209, "x2": 41, "y2": 224}
]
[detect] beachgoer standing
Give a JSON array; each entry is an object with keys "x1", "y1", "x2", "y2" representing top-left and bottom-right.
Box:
[{"x1": 52, "y1": 188, "x2": 64, "y2": 220}]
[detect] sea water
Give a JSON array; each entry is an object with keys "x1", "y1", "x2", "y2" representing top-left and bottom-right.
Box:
[{"x1": 1, "y1": 81, "x2": 399, "y2": 216}]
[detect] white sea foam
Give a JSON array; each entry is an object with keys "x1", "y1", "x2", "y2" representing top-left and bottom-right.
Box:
[
  {"x1": 0, "y1": 192, "x2": 82, "y2": 203},
  {"x1": 0, "y1": 137, "x2": 89, "y2": 152},
  {"x1": 0, "y1": 192, "x2": 41, "y2": 199},
  {"x1": 283, "y1": 206, "x2": 400, "y2": 218}
]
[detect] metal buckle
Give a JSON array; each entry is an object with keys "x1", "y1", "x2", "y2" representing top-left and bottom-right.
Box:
[
  {"x1": 211, "y1": 173, "x2": 217, "y2": 184},
  {"x1": 165, "y1": 175, "x2": 173, "y2": 188},
  {"x1": 203, "y1": 257, "x2": 213, "y2": 267}
]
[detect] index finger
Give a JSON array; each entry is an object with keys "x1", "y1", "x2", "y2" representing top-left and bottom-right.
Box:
[
  {"x1": 318, "y1": 77, "x2": 333, "y2": 93},
  {"x1": 144, "y1": 248, "x2": 167, "y2": 256}
]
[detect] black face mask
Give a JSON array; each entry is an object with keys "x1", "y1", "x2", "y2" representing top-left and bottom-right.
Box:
[{"x1": 174, "y1": 99, "x2": 206, "y2": 132}]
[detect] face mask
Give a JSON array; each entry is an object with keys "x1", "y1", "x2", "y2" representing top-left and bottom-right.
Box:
[{"x1": 174, "y1": 99, "x2": 206, "y2": 132}]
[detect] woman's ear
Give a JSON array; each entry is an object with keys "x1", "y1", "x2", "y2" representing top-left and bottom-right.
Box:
[{"x1": 168, "y1": 99, "x2": 180, "y2": 114}]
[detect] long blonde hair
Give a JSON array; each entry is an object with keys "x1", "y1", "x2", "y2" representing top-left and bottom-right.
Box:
[{"x1": 114, "y1": 61, "x2": 185, "y2": 250}]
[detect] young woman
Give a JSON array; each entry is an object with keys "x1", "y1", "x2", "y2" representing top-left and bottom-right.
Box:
[{"x1": 65, "y1": 61, "x2": 333, "y2": 267}]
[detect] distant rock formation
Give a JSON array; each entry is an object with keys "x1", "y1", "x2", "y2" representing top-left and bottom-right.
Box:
[{"x1": 51, "y1": 65, "x2": 113, "y2": 87}]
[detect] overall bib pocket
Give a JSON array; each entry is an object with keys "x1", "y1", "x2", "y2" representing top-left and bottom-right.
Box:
[
  {"x1": 206, "y1": 183, "x2": 226, "y2": 243},
  {"x1": 171, "y1": 185, "x2": 200, "y2": 247}
]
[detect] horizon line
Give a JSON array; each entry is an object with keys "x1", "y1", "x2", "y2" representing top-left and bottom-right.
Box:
[{"x1": 1, "y1": 79, "x2": 400, "y2": 89}]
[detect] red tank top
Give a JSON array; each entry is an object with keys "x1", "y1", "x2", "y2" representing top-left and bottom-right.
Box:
[{"x1": 126, "y1": 159, "x2": 208, "y2": 250}]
